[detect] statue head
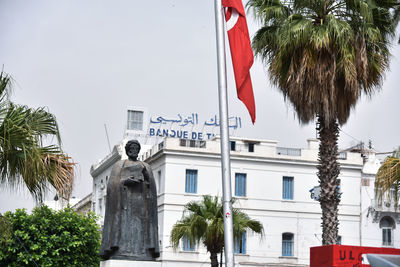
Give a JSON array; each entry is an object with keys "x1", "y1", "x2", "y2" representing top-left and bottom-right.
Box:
[{"x1": 125, "y1": 140, "x2": 141, "y2": 161}]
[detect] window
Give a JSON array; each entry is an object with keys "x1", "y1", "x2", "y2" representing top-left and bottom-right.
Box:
[
  {"x1": 235, "y1": 173, "x2": 247, "y2": 197},
  {"x1": 180, "y1": 139, "x2": 187, "y2": 147},
  {"x1": 189, "y1": 140, "x2": 196, "y2": 147},
  {"x1": 230, "y1": 141, "x2": 236, "y2": 151},
  {"x1": 277, "y1": 147, "x2": 301, "y2": 156},
  {"x1": 199, "y1": 141, "x2": 206, "y2": 148},
  {"x1": 182, "y1": 236, "x2": 195, "y2": 251},
  {"x1": 390, "y1": 186, "x2": 397, "y2": 203},
  {"x1": 383, "y1": 228, "x2": 392, "y2": 246},
  {"x1": 234, "y1": 232, "x2": 246, "y2": 254},
  {"x1": 282, "y1": 176, "x2": 294, "y2": 200},
  {"x1": 185, "y1": 169, "x2": 198, "y2": 193},
  {"x1": 127, "y1": 110, "x2": 143, "y2": 130},
  {"x1": 248, "y1": 143, "x2": 255, "y2": 152},
  {"x1": 158, "y1": 141, "x2": 164, "y2": 150},
  {"x1": 337, "y1": 236, "x2": 342, "y2": 245},
  {"x1": 282, "y1": 233, "x2": 294, "y2": 256},
  {"x1": 361, "y1": 178, "x2": 370, "y2": 186},
  {"x1": 179, "y1": 139, "x2": 207, "y2": 148},
  {"x1": 380, "y1": 216, "x2": 395, "y2": 246}
]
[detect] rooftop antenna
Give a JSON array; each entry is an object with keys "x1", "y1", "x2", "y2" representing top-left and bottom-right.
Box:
[{"x1": 104, "y1": 124, "x2": 112, "y2": 153}]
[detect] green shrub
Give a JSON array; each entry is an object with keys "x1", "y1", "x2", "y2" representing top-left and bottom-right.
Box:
[{"x1": 0, "y1": 205, "x2": 101, "y2": 267}]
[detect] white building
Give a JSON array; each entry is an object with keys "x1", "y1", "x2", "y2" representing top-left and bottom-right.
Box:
[
  {"x1": 89, "y1": 108, "x2": 399, "y2": 266},
  {"x1": 360, "y1": 151, "x2": 400, "y2": 248},
  {"x1": 42, "y1": 196, "x2": 81, "y2": 211}
]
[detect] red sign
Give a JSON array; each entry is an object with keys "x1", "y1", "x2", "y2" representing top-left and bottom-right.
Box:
[{"x1": 310, "y1": 245, "x2": 400, "y2": 267}]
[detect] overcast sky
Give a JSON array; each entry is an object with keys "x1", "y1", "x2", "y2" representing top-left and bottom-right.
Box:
[{"x1": 0, "y1": 0, "x2": 399, "y2": 213}]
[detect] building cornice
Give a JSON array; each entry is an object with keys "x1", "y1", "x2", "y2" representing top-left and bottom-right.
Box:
[
  {"x1": 90, "y1": 146, "x2": 122, "y2": 178},
  {"x1": 146, "y1": 149, "x2": 363, "y2": 171},
  {"x1": 71, "y1": 193, "x2": 92, "y2": 210}
]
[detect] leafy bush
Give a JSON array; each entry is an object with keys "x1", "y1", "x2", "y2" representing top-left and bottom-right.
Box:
[{"x1": 0, "y1": 205, "x2": 101, "y2": 267}]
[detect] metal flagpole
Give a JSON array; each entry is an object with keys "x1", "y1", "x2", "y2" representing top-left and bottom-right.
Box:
[{"x1": 214, "y1": 0, "x2": 235, "y2": 266}]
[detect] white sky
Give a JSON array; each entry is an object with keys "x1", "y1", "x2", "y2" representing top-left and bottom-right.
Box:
[{"x1": 0, "y1": 0, "x2": 399, "y2": 213}]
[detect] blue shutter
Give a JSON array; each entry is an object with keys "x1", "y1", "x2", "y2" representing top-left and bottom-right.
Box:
[
  {"x1": 195, "y1": 170, "x2": 197, "y2": 193},
  {"x1": 235, "y1": 173, "x2": 246, "y2": 197},
  {"x1": 282, "y1": 177, "x2": 285, "y2": 199},
  {"x1": 189, "y1": 170, "x2": 192, "y2": 193},
  {"x1": 242, "y1": 232, "x2": 246, "y2": 254},
  {"x1": 234, "y1": 237, "x2": 239, "y2": 254},
  {"x1": 185, "y1": 171, "x2": 189, "y2": 192},
  {"x1": 289, "y1": 177, "x2": 293, "y2": 199},
  {"x1": 185, "y1": 170, "x2": 198, "y2": 193},
  {"x1": 234, "y1": 232, "x2": 246, "y2": 254},
  {"x1": 283, "y1": 176, "x2": 294, "y2": 200},
  {"x1": 282, "y1": 233, "x2": 294, "y2": 256},
  {"x1": 182, "y1": 236, "x2": 195, "y2": 251}
]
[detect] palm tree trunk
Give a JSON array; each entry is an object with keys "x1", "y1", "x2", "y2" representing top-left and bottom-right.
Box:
[
  {"x1": 317, "y1": 115, "x2": 340, "y2": 245},
  {"x1": 210, "y1": 251, "x2": 219, "y2": 267}
]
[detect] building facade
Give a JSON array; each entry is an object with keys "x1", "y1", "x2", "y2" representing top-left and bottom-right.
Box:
[
  {"x1": 360, "y1": 152, "x2": 400, "y2": 248},
  {"x1": 71, "y1": 193, "x2": 92, "y2": 215},
  {"x1": 88, "y1": 108, "x2": 399, "y2": 266}
]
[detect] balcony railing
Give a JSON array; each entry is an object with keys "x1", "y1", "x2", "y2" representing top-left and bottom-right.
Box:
[
  {"x1": 372, "y1": 198, "x2": 399, "y2": 211},
  {"x1": 179, "y1": 139, "x2": 206, "y2": 148},
  {"x1": 277, "y1": 147, "x2": 301, "y2": 156},
  {"x1": 338, "y1": 152, "x2": 347, "y2": 160}
]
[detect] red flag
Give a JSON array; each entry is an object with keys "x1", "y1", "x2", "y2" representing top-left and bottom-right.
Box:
[{"x1": 222, "y1": 0, "x2": 256, "y2": 124}]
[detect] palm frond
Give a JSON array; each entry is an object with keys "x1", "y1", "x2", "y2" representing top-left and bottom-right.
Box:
[
  {"x1": 0, "y1": 78, "x2": 75, "y2": 202},
  {"x1": 249, "y1": 0, "x2": 397, "y2": 125},
  {"x1": 0, "y1": 72, "x2": 11, "y2": 128},
  {"x1": 170, "y1": 195, "x2": 263, "y2": 254},
  {"x1": 375, "y1": 149, "x2": 400, "y2": 207}
]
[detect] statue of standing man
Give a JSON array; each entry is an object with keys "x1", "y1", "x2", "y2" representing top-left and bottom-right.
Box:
[{"x1": 100, "y1": 140, "x2": 160, "y2": 261}]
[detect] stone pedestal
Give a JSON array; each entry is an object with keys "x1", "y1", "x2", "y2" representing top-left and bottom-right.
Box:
[{"x1": 100, "y1": 260, "x2": 162, "y2": 267}]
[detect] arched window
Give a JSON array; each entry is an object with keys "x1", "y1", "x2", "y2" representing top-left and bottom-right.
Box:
[
  {"x1": 380, "y1": 216, "x2": 395, "y2": 246},
  {"x1": 282, "y1": 233, "x2": 294, "y2": 256}
]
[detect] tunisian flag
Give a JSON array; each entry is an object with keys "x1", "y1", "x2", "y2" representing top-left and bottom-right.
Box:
[{"x1": 222, "y1": 0, "x2": 256, "y2": 123}]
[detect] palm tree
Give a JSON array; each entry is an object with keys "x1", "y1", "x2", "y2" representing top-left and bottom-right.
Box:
[
  {"x1": 0, "y1": 71, "x2": 74, "y2": 202},
  {"x1": 248, "y1": 0, "x2": 397, "y2": 245},
  {"x1": 375, "y1": 147, "x2": 400, "y2": 206},
  {"x1": 170, "y1": 195, "x2": 263, "y2": 267}
]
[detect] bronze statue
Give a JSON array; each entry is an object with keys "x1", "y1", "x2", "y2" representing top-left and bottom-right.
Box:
[{"x1": 100, "y1": 140, "x2": 160, "y2": 261}]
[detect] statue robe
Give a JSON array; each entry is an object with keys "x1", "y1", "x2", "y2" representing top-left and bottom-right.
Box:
[{"x1": 100, "y1": 159, "x2": 160, "y2": 261}]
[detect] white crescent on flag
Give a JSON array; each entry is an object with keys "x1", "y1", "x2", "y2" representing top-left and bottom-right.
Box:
[{"x1": 226, "y1": 8, "x2": 239, "y2": 31}]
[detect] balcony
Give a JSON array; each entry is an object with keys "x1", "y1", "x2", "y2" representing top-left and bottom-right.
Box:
[
  {"x1": 372, "y1": 199, "x2": 399, "y2": 212},
  {"x1": 277, "y1": 147, "x2": 301, "y2": 156}
]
